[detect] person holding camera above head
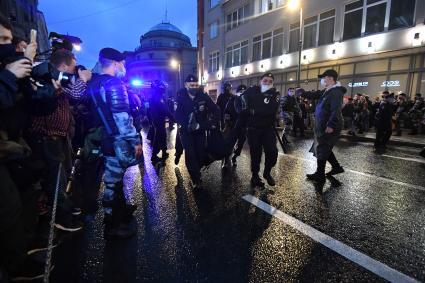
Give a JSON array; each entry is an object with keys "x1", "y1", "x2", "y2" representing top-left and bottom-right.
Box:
[
  {"x1": 174, "y1": 74, "x2": 220, "y2": 189},
  {"x1": 87, "y1": 47, "x2": 143, "y2": 239},
  {"x1": 236, "y1": 72, "x2": 280, "y2": 188},
  {"x1": 297, "y1": 69, "x2": 346, "y2": 184},
  {"x1": 0, "y1": 14, "x2": 51, "y2": 281}
]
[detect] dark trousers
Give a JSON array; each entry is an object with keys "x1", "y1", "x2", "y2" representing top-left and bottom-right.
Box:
[
  {"x1": 247, "y1": 128, "x2": 278, "y2": 175},
  {"x1": 152, "y1": 123, "x2": 167, "y2": 156},
  {"x1": 0, "y1": 165, "x2": 26, "y2": 273},
  {"x1": 175, "y1": 128, "x2": 184, "y2": 158},
  {"x1": 293, "y1": 115, "x2": 305, "y2": 135},
  {"x1": 375, "y1": 126, "x2": 392, "y2": 148},
  {"x1": 27, "y1": 136, "x2": 73, "y2": 221},
  {"x1": 180, "y1": 131, "x2": 206, "y2": 181},
  {"x1": 233, "y1": 127, "x2": 247, "y2": 157}
]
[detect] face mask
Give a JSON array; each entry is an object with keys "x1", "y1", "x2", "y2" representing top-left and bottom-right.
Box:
[
  {"x1": 320, "y1": 78, "x2": 326, "y2": 87},
  {"x1": 261, "y1": 84, "x2": 272, "y2": 93},
  {"x1": 116, "y1": 64, "x2": 126, "y2": 78},
  {"x1": 188, "y1": 88, "x2": 198, "y2": 95},
  {"x1": 0, "y1": 43, "x2": 16, "y2": 61}
]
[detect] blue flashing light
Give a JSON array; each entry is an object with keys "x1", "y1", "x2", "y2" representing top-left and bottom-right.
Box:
[{"x1": 131, "y1": 79, "x2": 144, "y2": 87}]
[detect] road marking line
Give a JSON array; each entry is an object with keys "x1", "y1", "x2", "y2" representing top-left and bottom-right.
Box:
[
  {"x1": 381, "y1": 154, "x2": 425, "y2": 164},
  {"x1": 242, "y1": 195, "x2": 421, "y2": 283},
  {"x1": 279, "y1": 154, "x2": 425, "y2": 192}
]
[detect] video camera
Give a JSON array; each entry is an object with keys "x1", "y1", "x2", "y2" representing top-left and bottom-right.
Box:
[{"x1": 31, "y1": 62, "x2": 86, "y2": 88}]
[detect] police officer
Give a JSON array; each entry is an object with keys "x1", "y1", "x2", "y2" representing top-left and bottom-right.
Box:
[
  {"x1": 217, "y1": 81, "x2": 233, "y2": 130},
  {"x1": 149, "y1": 80, "x2": 172, "y2": 163},
  {"x1": 238, "y1": 73, "x2": 279, "y2": 187},
  {"x1": 374, "y1": 91, "x2": 394, "y2": 153},
  {"x1": 229, "y1": 84, "x2": 247, "y2": 166},
  {"x1": 408, "y1": 93, "x2": 424, "y2": 135},
  {"x1": 394, "y1": 93, "x2": 408, "y2": 136},
  {"x1": 88, "y1": 48, "x2": 143, "y2": 238},
  {"x1": 298, "y1": 69, "x2": 346, "y2": 183},
  {"x1": 281, "y1": 87, "x2": 301, "y2": 140},
  {"x1": 175, "y1": 75, "x2": 220, "y2": 189}
]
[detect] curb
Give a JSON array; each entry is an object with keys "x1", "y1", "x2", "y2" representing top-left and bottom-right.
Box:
[{"x1": 340, "y1": 134, "x2": 425, "y2": 148}]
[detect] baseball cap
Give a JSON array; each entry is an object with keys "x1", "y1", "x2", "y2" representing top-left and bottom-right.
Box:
[{"x1": 318, "y1": 69, "x2": 338, "y2": 81}]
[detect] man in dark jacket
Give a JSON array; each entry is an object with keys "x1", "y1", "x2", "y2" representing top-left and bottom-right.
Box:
[
  {"x1": 394, "y1": 93, "x2": 409, "y2": 136},
  {"x1": 299, "y1": 69, "x2": 345, "y2": 183},
  {"x1": 217, "y1": 82, "x2": 232, "y2": 130},
  {"x1": 374, "y1": 92, "x2": 394, "y2": 153},
  {"x1": 238, "y1": 73, "x2": 280, "y2": 187},
  {"x1": 280, "y1": 87, "x2": 301, "y2": 139},
  {"x1": 175, "y1": 74, "x2": 220, "y2": 189},
  {"x1": 228, "y1": 84, "x2": 247, "y2": 166},
  {"x1": 342, "y1": 98, "x2": 355, "y2": 135}
]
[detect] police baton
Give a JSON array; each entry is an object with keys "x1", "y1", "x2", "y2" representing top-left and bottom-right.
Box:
[{"x1": 273, "y1": 126, "x2": 288, "y2": 154}]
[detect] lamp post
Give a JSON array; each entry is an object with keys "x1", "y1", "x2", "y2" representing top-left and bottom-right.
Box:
[
  {"x1": 288, "y1": 0, "x2": 303, "y2": 87},
  {"x1": 170, "y1": 59, "x2": 181, "y2": 89}
]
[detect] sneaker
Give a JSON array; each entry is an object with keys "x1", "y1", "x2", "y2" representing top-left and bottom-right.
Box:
[
  {"x1": 263, "y1": 173, "x2": 276, "y2": 186},
  {"x1": 325, "y1": 166, "x2": 345, "y2": 177},
  {"x1": 306, "y1": 172, "x2": 326, "y2": 183},
  {"x1": 54, "y1": 219, "x2": 83, "y2": 232},
  {"x1": 71, "y1": 207, "x2": 82, "y2": 216},
  {"x1": 10, "y1": 260, "x2": 54, "y2": 282},
  {"x1": 250, "y1": 175, "x2": 264, "y2": 187}
]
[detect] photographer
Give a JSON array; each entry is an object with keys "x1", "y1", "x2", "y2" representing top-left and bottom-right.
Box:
[
  {"x1": 27, "y1": 49, "x2": 91, "y2": 232},
  {"x1": 0, "y1": 15, "x2": 47, "y2": 281}
]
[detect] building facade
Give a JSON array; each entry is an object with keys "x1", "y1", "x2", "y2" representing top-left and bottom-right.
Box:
[
  {"x1": 125, "y1": 22, "x2": 198, "y2": 97},
  {"x1": 199, "y1": 0, "x2": 425, "y2": 99},
  {"x1": 0, "y1": 0, "x2": 49, "y2": 53}
]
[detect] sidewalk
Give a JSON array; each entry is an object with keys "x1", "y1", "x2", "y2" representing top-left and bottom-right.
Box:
[{"x1": 340, "y1": 130, "x2": 425, "y2": 148}]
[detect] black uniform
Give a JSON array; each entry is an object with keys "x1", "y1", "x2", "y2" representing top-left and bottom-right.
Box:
[
  {"x1": 238, "y1": 85, "x2": 279, "y2": 185},
  {"x1": 217, "y1": 90, "x2": 232, "y2": 130},
  {"x1": 374, "y1": 100, "x2": 393, "y2": 151},
  {"x1": 175, "y1": 88, "x2": 220, "y2": 184}
]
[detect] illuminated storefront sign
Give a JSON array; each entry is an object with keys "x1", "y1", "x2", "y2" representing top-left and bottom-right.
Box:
[
  {"x1": 381, "y1": 80, "x2": 400, "y2": 87},
  {"x1": 348, "y1": 82, "x2": 368, "y2": 88}
]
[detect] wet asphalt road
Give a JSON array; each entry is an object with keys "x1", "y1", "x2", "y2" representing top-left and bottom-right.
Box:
[{"x1": 51, "y1": 129, "x2": 425, "y2": 283}]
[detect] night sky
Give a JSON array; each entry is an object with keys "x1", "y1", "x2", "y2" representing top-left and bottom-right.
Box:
[{"x1": 39, "y1": 0, "x2": 198, "y2": 68}]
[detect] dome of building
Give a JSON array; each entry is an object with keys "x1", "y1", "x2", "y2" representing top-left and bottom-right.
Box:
[{"x1": 149, "y1": 22, "x2": 183, "y2": 34}]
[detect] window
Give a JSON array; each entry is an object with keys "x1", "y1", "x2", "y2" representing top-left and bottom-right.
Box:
[
  {"x1": 343, "y1": 0, "x2": 363, "y2": 40},
  {"x1": 252, "y1": 29, "x2": 283, "y2": 62},
  {"x1": 210, "y1": 0, "x2": 220, "y2": 8},
  {"x1": 226, "y1": 4, "x2": 250, "y2": 31},
  {"x1": 303, "y1": 16, "x2": 318, "y2": 49},
  {"x1": 209, "y1": 51, "x2": 220, "y2": 73},
  {"x1": 289, "y1": 22, "x2": 300, "y2": 53},
  {"x1": 389, "y1": 0, "x2": 415, "y2": 30},
  {"x1": 260, "y1": 0, "x2": 282, "y2": 13},
  {"x1": 318, "y1": 10, "x2": 335, "y2": 46},
  {"x1": 209, "y1": 21, "x2": 218, "y2": 39},
  {"x1": 365, "y1": 0, "x2": 386, "y2": 35},
  {"x1": 225, "y1": 40, "x2": 249, "y2": 68},
  {"x1": 272, "y1": 28, "x2": 284, "y2": 57}
]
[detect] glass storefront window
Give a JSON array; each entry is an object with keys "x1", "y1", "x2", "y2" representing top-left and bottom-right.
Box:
[
  {"x1": 365, "y1": 3, "x2": 386, "y2": 35},
  {"x1": 389, "y1": 0, "x2": 415, "y2": 30},
  {"x1": 286, "y1": 71, "x2": 297, "y2": 82},
  {"x1": 386, "y1": 74, "x2": 408, "y2": 94},
  {"x1": 308, "y1": 69, "x2": 319, "y2": 80},
  {"x1": 355, "y1": 59, "x2": 388, "y2": 74},
  {"x1": 350, "y1": 75, "x2": 387, "y2": 98},
  {"x1": 391, "y1": 57, "x2": 410, "y2": 71}
]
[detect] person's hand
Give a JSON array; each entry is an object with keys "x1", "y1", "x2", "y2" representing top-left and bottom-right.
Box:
[
  {"x1": 51, "y1": 79, "x2": 62, "y2": 92},
  {"x1": 134, "y1": 144, "x2": 143, "y2": 160},
  {"x1": 24, "y1": 42, "x2": 37, "y2": 62},
  {"x1": 5, "y1": 59, "x2": 32, "y2": 78},
  {"x1": 325, "y1": 127, "x2": 334, "y2": 134},
  {"x1": 78, "y1": 69, "x2": 92, "y2": 83}
]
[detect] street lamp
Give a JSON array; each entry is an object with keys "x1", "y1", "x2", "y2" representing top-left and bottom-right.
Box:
[
  {"x1": 170, "y1": 59, "x2": 181, "y2": 88},
  {"x1": 288, "y1": 0, "x2": 303, "y2": 87}
]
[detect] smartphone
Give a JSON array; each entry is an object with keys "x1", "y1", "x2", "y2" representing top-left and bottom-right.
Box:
[{"x1": 30, "y1": 29, "x2": 37, "y2": 44}]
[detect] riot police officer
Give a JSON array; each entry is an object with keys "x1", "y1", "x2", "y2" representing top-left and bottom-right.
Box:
[
  {"x1": 238, "y1": 73, "x2": 280, "y2": 187},
  {"x1": 280, "y1": 87, "x2": 301, "y2": 140},
  {"x1": 374, "y1": 92, "x2": 394, "y2": 153},
  {"x1": 394, "y1": 93, "x2": 408, "y2": 136},
  {"x1": 228, "y1": 84, "x2": 247, "y2": 166},
  {"x1": 217, "y1": 81, "x2": 233, "y2": 130},
  {"x1": 175, "y1": 75, "x2": 220, "y2": 189},
  {"x1": 149, "y1": 80, "x2": 172, "y2": 163},
  {"x1": 88, "y1": 48, "x2": 143, "y2": 238},
  {"x1": 408, "y1": 93, "x2": 424, "y2": 135}
]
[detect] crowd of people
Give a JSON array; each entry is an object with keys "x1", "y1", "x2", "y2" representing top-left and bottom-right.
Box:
[
  {"x1": 341, "y1": 92, "x2": 424, "y2": 135},
  {"x1": 1, "y1": 13, "x2": 424, "y2": 282}
]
